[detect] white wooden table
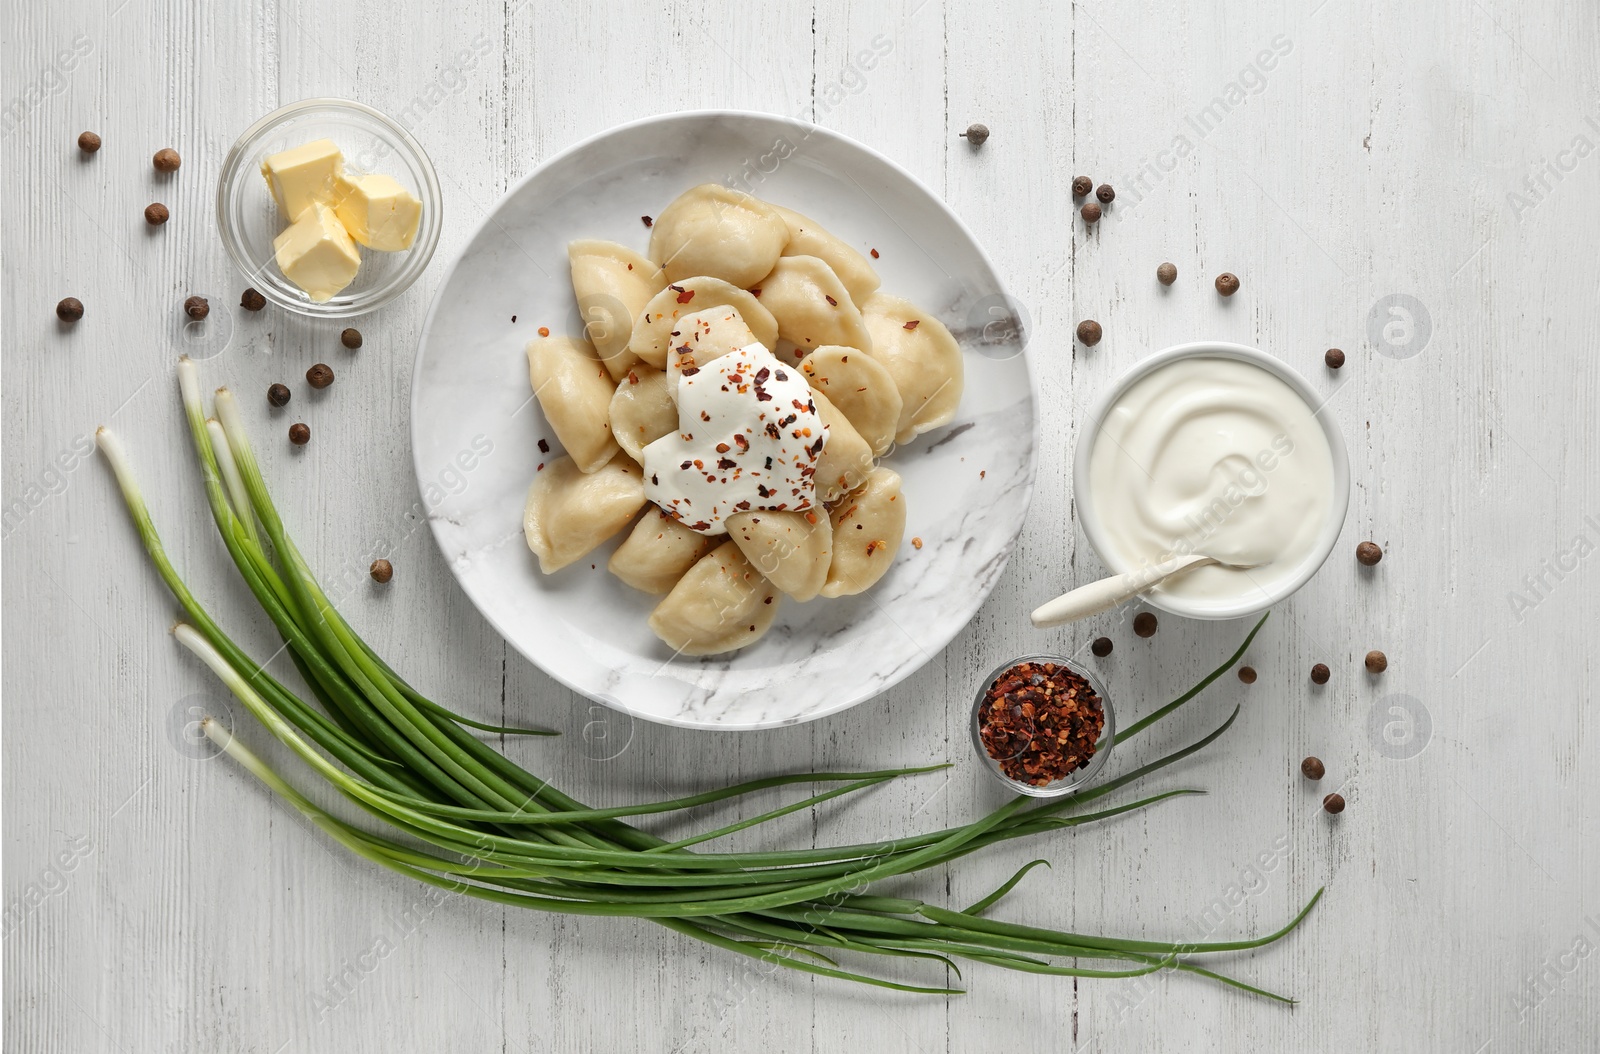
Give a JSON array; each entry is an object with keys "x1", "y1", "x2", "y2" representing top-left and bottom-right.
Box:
[{"x1": 5, "y1": 2, "x2": 1598, "y2": 1050}]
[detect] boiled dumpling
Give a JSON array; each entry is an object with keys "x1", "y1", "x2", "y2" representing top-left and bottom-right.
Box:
[
  {"x1": 799, "y1": 345, "x2": 903, "y2": 457},
  {"x1": 568, "y1": 239, "x2": 666, "y2": 381},
  {"x1": 754, "y1": 256, "x2": 872, "y2": 354},
  {"x1": 665, "y1": 306, "x2": 759, "y2": 388},
  {"x1": 609, "y1": 365, "x2": 677, "y2": 463},
  {"x1": 608, "y1": 511, "x2": 718, "y2": 594},
  {"x1": 770, "y1": 204, "x2": 880, "y2": 305},
  {"x1": 860, "y1": 293, "x2": 964, "y2": 444},
  {"x1": 726, "y1": 510, "x2": 832, "y2": 602},
  {"x1": 809, "y1": 389, "x2": 874, "y2": 504},
  {"x1": 821, "y1": 467, "x2": 906, "y2": 598},
  {"x1": 629, "y1": 277, "x2": 778, "y2": 369},
  {"x1": 648, "y1": 541, "x2": 781, "y2": 655},
  {"x1": 523, "y1": 453, "x2": 645, "y2": 574},
  {"x1": 526, "y1": 336, "x2": 619, "y2": 473},
  {"x1": 649, "y1": 184, "x2": 789, "y2": 287}
]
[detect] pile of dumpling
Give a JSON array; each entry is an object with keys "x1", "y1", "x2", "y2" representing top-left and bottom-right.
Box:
[{"x1": 522, "y1": 183, "x2": 963, "y2": 656}]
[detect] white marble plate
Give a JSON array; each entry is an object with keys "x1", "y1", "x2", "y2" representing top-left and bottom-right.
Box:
[{"x1": 412, "y1": 110, "x2": 1036, "y2": 729}]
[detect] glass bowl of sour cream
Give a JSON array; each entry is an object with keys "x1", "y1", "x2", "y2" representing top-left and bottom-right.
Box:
[{"x1": 1072, "y1": 341, "x2": 1350, "y2": 620}]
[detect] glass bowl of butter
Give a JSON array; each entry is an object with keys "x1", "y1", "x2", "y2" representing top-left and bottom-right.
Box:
[{"x1": 217, "y1": 98, "x2": 442, "y2": 318}]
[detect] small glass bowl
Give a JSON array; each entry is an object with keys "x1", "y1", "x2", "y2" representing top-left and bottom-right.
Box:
[
  {"x1": 215, "y1": 98, "x2": 443, "y2": 319},
  {"x1": 971, "y1": 654, "x2": 1116, "y2": 798}
]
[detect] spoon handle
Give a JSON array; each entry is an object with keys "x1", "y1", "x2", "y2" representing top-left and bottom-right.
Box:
[{"x1": 1030, "y1": 555, "x2": 1213, "y2": 628}]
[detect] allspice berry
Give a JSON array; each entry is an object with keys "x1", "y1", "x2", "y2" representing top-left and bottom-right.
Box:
[
  {"x1": 77, "y1": 131, "x2": 101, "y2": 154},
  {"x1": 370, "y1": 558, "x2": 394, "y2": 584},
  {"x1": 1072, "y1": 175, "x2": 1093, "y2": 198},
  {"x1": 306, "y1": 363, "x2": 335, "y2": 389},
  {"x1": 1156, "y1": 262, "x2": 1177, "y2": 286},
  {"x1": 1301, "y1": 756, "x2": 1325, "y2": 781},
  {"x1": 183, "y1": 296, "x2": 209, "y2": 320},
  {"x1": 1325, "y1": 347, "x2": 1346, "y2": 369},
  {"x1": 144, "y1": 203, "x2": 169, "y2": 226},
  {"x1": 1238, "y1": 665, "x2": 1257, "y2": 684},
  {"x1": 1076, "y1": 319, "x2": 1102, "y2": 346},
  {"x1": 960, "y1": 123, "x2": 989, "y2": 146},
  {"x1": 340, "y1": 327, "x2": 363, "y2": 350},
  {"x1": 1080, "y1": 202, "x2": 1102, "y2": 224},
  {"x1": 153, "y1": 147, "x2": 181, "y2": 172},
  {"x1": 288, "y1": 422, "x2": 311, "y2": 445},
  {"x1": 1310, "y1": 663, "x2": 1331, "y2": 685},
  {"x1": 267, "y1": 383, "x2": 291, "y2": 408},
  {"x1": 1133, "y1": 612, "x2": 1158, "y2": 638},
  {"x1": 1215, "y1": 272, "x2": 1240, "y2": 297},
  {"x1": 1091, "y1": 636, "x2": 1113, "y2": 657},
  {"x1": 240, "y1": 288, "x2": 266, "y2": 311},
  {"x1": 1323, "y1": 792, "x2": 1346, "y2": 814},
  {"x1": 1365, "y1": 650, "x2": 1388, "y2": 674},
  {"x1": 1095, "y1": 183, "x2": 1115, "y2": 204},
  {"x1": 56, "y1": 297, "x2": 84, "y2": 323},
  {"x1": 1356, "y1": 541, "x2": 1383, "y2": 566}
]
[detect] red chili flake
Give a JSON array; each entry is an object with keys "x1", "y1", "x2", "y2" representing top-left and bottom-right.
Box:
[
  {"x1": 715, "y1": 443, "x2": 731, "y2": 453},
  {"x1": 804, "y1": 511, "x2": 818, "y2": 524},
  {"x1": 717, "y1": 458, "x2": 737, "y2": 469},
  {"x1": 700, "y1": 410, "x2": 711, "y2": 422},
  {"x1": 538, "y1": 326, "x2": 551, "y2": 337},
  {"x1": 865, "y1": 539, "x2": 884, "y2": 555},
  {"x1": 911, "y1": 537, "x2": 924, "y2": 549},
  {"x1": 677, "y1": 289, "x2": 696, "y2": 304},
  {"x1": 628, "y1": 371, "x2": 640, "y2": 384},
  {"x1": 537, "y1": 462, "x2": 545, "y2": 471},
  {"x1": 870, "y1": 248, "x2": 880, "y2": 258},
  {"x1": 511, "y1": 315, "x2": 517, "y2": 323},
  {"x1": 537, "y1": 438, "x2": 550, "y2": 453},
  {"x1": 980, "y1": 470, "x2": 987, "y2": 479},
  {"x1": 680, "y1": 460, "x2": 693, "y2": 470},
  {"x1": 977, "y1": 661, "x2": 1105, "y2": 787},
  {"x1": 749, "y1": 287, "x2": 761, "y2": 297},
  {"x1": 824, "y1": 294, "x2": 838, "y2": 307},
  {"x1": 903, "y1": 320, "x2": 920, "y2": 331},
  {"x1": 642, "y1": 215, "x2": 654, "y2": 227}
]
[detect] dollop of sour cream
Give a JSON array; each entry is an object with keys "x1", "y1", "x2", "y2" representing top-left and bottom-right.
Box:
[
  {"x1": 1087, "y1": 356, "x2": 1334, "y2": 603},
  {"x1": 643, "y1": 342, "x2": 826, "y2": 535}
]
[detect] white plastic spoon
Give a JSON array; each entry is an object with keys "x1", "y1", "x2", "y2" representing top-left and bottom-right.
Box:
[{"x1": 1030, "y1": 554, "x2": 1258, "y2": 628}]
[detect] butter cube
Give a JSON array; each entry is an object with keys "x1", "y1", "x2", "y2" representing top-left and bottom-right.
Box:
[
  {"x1": 273, "y1": 204, "x2": 361, "y2": 302},
  {"x1": 333, "y1": 172, "x2": 422, "y2": 251},
  {"x1": 260, "y1": 139, "x2": 344, "y2": 222}
]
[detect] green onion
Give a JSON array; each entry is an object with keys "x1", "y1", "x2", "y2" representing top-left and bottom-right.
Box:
[{"x1": 94, "y1": 357, "x2": 1323, "y2": 999}]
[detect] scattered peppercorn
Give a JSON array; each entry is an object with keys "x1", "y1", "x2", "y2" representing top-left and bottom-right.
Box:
[
  {"x1": 1238, "y1": 665, "x2": 1257, "y2": 684},
  {"x1": 1091, "y1": 636, "x2": 1113, "y2": 658},
  {"x1": 153, "y1": 147, "x2": 181, "y2": 172},
  {"x1": 56, "y1": 297, "x2": 84, "y2": 323},
  {"x1": 288, "y1": 422, "x2": 311, "y2": 445},
  {"x1": 306, "y1": 363, "x2": 334, "y2": 389},
  {"x1": 961, "y1": 123, "x2": 989, "y2": 146},
  {"x1": 1215, "y1": 272, "x2": 1240, "y2": 296},
  {"x1": 1325, "y1": 347, "x2": 1345, "y2": 369},
  {"x1": 1157, "y1": 262, "x2": 1177, "y2": 285},
  {"x1": 1080, "y1": 202, "x2": 1102, "y2": 224},
  {"x1": 1356, "y1": 541, "x2": 1383, "y2": 566},
  {"x1": 183, "y1": 296, "x2": 209, "y2": 320},
  {"x1": 1365, "y1": 650, "x2": 1388, "y2": 674},
  {"x1": 1133, "y1": 612, "x2": 1157, "y2": 638},
  {"x1": 340, "y1": 327, "x2": 362, "y2": 350},
  {"x1": 1096, "y1": 183, "x2": 1115, "y2": 204},
  {"x1": 267, "y1": 383, "x2": 291, "y2": 407},
  {"x1": 1310, "y1": 663, "x2": 1330, "y2": 685},
  {"x1": 1301, "y1": 756, "x2": 1326, "y2": 781},
  {"x1": 144, "y1": 203, "x2": 169, "y2": 225},
  {"x1": 77, "y1": 131, "x2": 101, "y2": 154},
  {"x1": 1076, "y1": 319, "x2": 1102, "y2": 346},
  {"x1": 977, "y1": 660, "x2": 1106, "y2": 786},
  {"x1": 240, "y1": 288, "x2": 266, "y2": 311},
  {"x1": 370, "y1": 558, "x2": 394, "y2": 584},
  {"x1": 1072, "y1": 175, "x2": 1092, "y2": 197},
  {"x1": 1323, "y1": 792, "x2": 1345, "y2": 814}
]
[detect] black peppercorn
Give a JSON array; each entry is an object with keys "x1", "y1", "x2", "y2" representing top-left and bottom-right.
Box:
[
  {"x1": 1072, "y1": 175, "x2": 1092, "y2": 198},
  {"x1": 1215, "y1": 272, "x2": 1240, "y2": 296},
  {"x1": 267, "y1": 383, "x2": 291, "y2": 408},
  {"x1": 1080, "y1": 202, "x2": 1101, "y2": 224},
  {"x1": 183, "y1": 296, "x2": 209, "y2": 321},
  {"x1": 1323, "y1": 792, "x2": 1345, "y2": 814},
  {"x1": 1095, "y1": 183, "x2": 1115, "y2": 204},
  {"x1": 1325, "y1": 347, "x2": 1346, "y2": 369},
  {"x1": 341, "y1": 328, "x2": 363, "y2": 350},
  {"x1": 370, "y1": 558, "x2": 394, "y2": 584},
  {"x1": 1238, "y1": 666, "x2": 1257, "y2": 684},
  {"x1": 153, "y1": 147, "x2": 181, "y2": 172},
  {"x1": 960, "y1": 123, "x2": 989, "y2": 146},
  {"x1": 1133, "y1": 612, "x2": 1157, "y2": 638},
  {"x1": 144, "y1": 203, "x2": 169, "y2": 225},
  {"x1": 1365, "y1": 650, "x2": 1388, "y2": 674},
  {"x1": 56, "y1": 297, "x2": 84, "y2": 323},
  {"x1": 306, "y1": 363, "x2": 334, "y2": 389},
  {"x1": 77, "y1": 131, "x2": 101, "y2": 154},
  {"x1": 1310, "y1": 663, "x2": 1330, "y2": 685},
  {"x1": 1357, "y1": 541, "x2": 1383, "y2": 565},
  {"x1": 1156, "y1": 262, "x2": 1177, "y2": 285},
  {"x1": 240, "y1": 288, "x2": 266, "y2": 311},
  {"x1": 288, "y1": 422, "x2": 311, "y2": 445},
  {"x1": 1091, "y1": 636, "x2": 1113, "y2": 657},
  {"x1": 1301, "y1": 756, "x2": 1326, "y2": 781},
  {"x1": 1076, "y1": 319, "x2": 1102, "y2": 346}
]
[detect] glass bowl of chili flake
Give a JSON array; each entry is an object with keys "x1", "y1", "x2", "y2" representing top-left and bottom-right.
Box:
[{"x1": 971, "y1": 655, "x2": 1115, "y2": 797}]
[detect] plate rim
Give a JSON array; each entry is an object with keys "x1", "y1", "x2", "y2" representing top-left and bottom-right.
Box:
[{"x1": 411, "y1": 107, "x2": 1040, "y2": 730}]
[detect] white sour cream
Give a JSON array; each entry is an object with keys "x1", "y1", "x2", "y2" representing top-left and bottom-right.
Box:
[
  {"x1": 1086, "y1": 356, "x2": 1334, "y2": 602},
  {"x1": 643, "y1": 342, "x2": 826, "y2": 535}
]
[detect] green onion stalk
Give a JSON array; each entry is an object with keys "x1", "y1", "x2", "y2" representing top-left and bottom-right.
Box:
[{"x1": 95, "y1": 356, "x2": 1322, "y2": 999}]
